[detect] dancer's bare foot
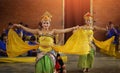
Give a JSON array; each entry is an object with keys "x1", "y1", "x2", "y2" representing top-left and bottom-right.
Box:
[
  {"x1": 83, "y1": 68, "x2": 86, "y2": 72},
  {"x1": 83, "y1": 68, "x2": 89, "y2": 72}
]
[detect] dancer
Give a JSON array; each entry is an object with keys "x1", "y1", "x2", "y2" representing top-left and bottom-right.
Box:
[
  {"x1": 77, "y1": 12, "x2": 114, "y2": 72},
  {"x1": 8, "y1": 11, "x2": 79, "y2": 73},
  {"x1": 77, "y1": 12, "x2": 96, "y2": 72}
]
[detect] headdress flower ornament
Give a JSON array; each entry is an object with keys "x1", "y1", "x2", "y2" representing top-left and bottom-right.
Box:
[
  {"x1": 41, "y1": 11, "x2": 52, "y2": 22},
  {"x1": 84, "y1": 12, "x2": 93, "y2": 20}
]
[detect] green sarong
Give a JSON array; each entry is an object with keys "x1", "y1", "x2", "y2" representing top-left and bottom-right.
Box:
[
  {"x1": 35, "y1": 55, "x2": 54, "y2": 73},
  {"x1": 78, "y1": 48, "x2": 95, "y2": 69}
]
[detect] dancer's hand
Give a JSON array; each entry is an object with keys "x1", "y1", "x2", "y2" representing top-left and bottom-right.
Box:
[
  {"x1": 73, "y1": 25, "x2": 79, "y2": 33},
  {"x1": 13, "y1": 24, "x2": 21, "y2": 28},
  {"x1": 73, "y1": 25, "x2": 79, "y2": 30}
]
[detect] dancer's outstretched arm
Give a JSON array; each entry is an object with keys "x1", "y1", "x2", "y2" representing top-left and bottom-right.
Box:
[{"x1": 13, "y1": 24, "x2": 40, "y2": 35}]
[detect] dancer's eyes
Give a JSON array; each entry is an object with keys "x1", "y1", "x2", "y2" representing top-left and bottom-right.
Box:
[
  {"x1": 46, "y1": 22, "x2": 49, "y2": 24},
  {"x1": 43, "y1": 22, "x2": 49, "y2": 24}
]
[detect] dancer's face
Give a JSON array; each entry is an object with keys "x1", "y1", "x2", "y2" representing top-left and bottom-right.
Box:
[
  {"x1": 85, "y1": 18, "x2": 92, "y2": 25},
  {"x1": 42, "y1": 20, "x2": 50, "y2": 29}
]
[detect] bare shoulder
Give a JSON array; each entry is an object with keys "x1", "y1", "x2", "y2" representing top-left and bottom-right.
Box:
[{"x1": 36, "y1": 29, "x2": 42, "y2": 35}]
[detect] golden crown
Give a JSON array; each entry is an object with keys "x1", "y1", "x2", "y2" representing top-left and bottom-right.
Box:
[
  {"x1": 41, "y1": 11, "x2": 52, "y2": 22},
  {"x1": 84, "y1": 12, "x2": 92, "y2": 20}
]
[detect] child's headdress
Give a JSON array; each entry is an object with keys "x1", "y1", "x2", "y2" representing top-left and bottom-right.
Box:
[{"x1": 41, "y1": 11, "x2": 52, "y2": 22}]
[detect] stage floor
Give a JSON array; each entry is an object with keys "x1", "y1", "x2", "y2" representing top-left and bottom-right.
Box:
[{"x1": 0, "y1": 53, "x2": 120, "y2": 73}]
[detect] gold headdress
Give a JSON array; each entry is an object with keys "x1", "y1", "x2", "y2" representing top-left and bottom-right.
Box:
[
  {"x1": 41, "y1": 11, "x2": 52, "y2": 22},
  {"x1": 84, "y1": 12, "x2": 92, "y2": 20}
]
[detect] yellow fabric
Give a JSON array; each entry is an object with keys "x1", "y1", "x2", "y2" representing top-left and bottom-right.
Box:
[
  {"x1": 86, "y1": 29, "x2": 93, "y2": 42},
  {"x1": 7, "y1": 29, "x2": 93, "y2": 58},
  {"x1": 93, "y1": 36, "x2": 119, "y2": 57},
  {"x1": 93, "y1": 36, "x2": 115, "y2": 51},
  {"x1": 39, "y1": 36, "x2": 54, "y2": 52},
  {"x1": 53, "y1": 29, "x2": 92, "y2": 55},
  {"x1": 0, "y1": 56, "x2": 67, "y2": 63},
  {"x1": 0, "y1": 57, "x2": 36, "y2": 63},
  {"x1": 108, "y1": 44, "x2": 116, "y2": 56},
  {"x1": 7, "y1": 29, "x2": 39, "y2": 57},
  {"x1": 7, "y1": 29, "x2": 54, "y2": 57},
  {"x1": 100, "y1": 44, "x2": 116, "y2": 56}
]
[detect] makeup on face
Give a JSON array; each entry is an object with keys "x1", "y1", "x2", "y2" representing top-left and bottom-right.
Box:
[{"x1": 42, "y1": 21, "x2": 50, "y2": 28}]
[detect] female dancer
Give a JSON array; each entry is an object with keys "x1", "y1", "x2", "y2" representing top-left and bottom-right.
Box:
[
  {"x1": 77, "y1": 12, "x2": 114, "y2": 72},
  {"x1": 10, "y1": 11, "x2": 79, "y2": 73}
]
